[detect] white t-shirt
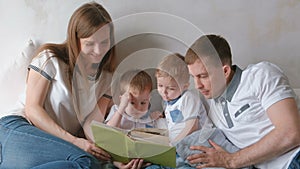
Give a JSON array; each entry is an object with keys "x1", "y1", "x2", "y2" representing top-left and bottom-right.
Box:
[
  {"x1": 208, "y1": 61, "x2": 300, "y2": 169},
  {"x1": 164, "y1": 89, "x2": 207, "y2": 142},
  {"x1": 2, "y1": 50, "x2": 112, "y2": 136}
]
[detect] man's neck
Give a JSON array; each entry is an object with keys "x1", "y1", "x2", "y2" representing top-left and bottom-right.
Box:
[{"x1": 226, "y1": 66, "x2": 235, "y2": 86}]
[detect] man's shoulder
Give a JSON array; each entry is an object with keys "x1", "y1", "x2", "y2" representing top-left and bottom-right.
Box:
[
  {"x1": 244, "y1": 61, "x2": 284, "y2": 74},
  {"x1": 183, "y1": 89, "x2": 201, "y2": 97}
]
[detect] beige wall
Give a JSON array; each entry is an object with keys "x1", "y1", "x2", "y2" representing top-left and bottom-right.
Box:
[{"x1": 1, "y1": 0, "x2": 300, "y2": 113}]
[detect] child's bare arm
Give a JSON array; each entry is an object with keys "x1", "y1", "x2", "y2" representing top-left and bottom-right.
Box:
[
  {"x1": 171, "y1": 118, "x2": 199, "y2": 145},
  {"x1": 106, "y1": 91, "x2": 131, "y2": 127}
]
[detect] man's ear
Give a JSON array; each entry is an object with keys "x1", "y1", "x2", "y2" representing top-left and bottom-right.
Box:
[
  {"x1": 183, "y1": 82, "x2": 190, "y2": 91},
  {"x1": 223, "y1": 65, "x2": 231, "y2": 78}
]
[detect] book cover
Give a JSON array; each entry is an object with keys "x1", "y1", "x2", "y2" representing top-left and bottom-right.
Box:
[{"x1": 91, "y1": 121, "x2": 176, "y2": 168}]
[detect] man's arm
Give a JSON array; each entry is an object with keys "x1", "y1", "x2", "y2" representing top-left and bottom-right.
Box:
[{"x1": 187, "y1": 98, "x2": 300, "y2": 168}]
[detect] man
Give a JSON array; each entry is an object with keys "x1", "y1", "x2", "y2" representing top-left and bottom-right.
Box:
[{"x1": 185, "y1": 34, "x2": 300, "y2": 168}]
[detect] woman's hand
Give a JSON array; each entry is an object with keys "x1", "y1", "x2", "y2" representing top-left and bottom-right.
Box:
[
  {"x1": 72, "y1": 137, "x2": 111, "y2": 161},
  {"x1": 113, "y1": 159, "x2": 150, "y2": 169}
]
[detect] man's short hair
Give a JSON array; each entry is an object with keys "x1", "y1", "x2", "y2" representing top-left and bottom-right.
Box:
[{"x1": 185, "y1": 34, "x2": 232, "y2": 66}]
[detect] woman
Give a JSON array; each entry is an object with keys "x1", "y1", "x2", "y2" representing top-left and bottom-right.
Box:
[{"x1": 0, "y1": 2, "x2": 114, "y2": 168}]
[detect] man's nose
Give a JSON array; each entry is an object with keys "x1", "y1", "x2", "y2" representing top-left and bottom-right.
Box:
[{"x1": 195, "y1": 78, "x2": 204, "y2": 89}]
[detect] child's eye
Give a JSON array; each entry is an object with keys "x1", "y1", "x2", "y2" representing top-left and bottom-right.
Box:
[
  {"x1": 141, "y1": 102, "x2": 146, "y2": 105},
  {"x1": 130, "y1": 102, "x2": 135, "y2": 105}
]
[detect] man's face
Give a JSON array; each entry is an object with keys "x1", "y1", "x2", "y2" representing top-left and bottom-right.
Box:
[{"x1": 188, "y1": 58, "x2": 226, "y2": 99}]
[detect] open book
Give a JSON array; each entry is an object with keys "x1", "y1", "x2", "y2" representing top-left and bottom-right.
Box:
[{"x1": 91, "y1": 121, "x2": 176, "y2": 168}]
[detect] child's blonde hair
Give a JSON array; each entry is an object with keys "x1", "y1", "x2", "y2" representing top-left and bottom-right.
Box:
[
  {"x1": 156, "y1": 53, "x2": 189, "y2": 86},
  {"x1": 120, "y1": 69, "x2": 153, "y2": 95}
]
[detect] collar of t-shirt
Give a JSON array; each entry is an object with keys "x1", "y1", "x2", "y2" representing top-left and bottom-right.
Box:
[
  {"x1": 165, "y1": 90, "x2": 187, "y2": 106},
  {"x1": 215, "y1": 65, "x2": 242, "y2": 103}
]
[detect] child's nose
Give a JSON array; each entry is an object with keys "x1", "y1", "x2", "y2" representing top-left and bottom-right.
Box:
[
  {"x1": 163, "y1": 88, "x2": 168, "y2": 94},
  {"x1": 135, "y1": 104, "x2": 145, "y2": 112}
]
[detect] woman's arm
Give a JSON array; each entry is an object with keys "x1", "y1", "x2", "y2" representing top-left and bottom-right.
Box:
[
  {"x1": 25, "y1": 70, "x2": 76, "y2": 143},
  {"x1": 82, "y1": 96, "x2": 112, "y2": 140},
  {"x1": 25, "y1": 70, "x2": 110, "y2": 160}
]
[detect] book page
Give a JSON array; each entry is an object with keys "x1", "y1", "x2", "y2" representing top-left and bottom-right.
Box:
[
  {"x1": 128, "y1": 130, "x2": 170, "y2": 145},
  {"x1": 131, "y1": 128, "x2": 169, "y2": 136}
]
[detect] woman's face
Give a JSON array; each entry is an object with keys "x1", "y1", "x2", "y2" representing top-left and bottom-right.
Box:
[{"x1": 79, "y1": 25, "x2": 111, "y2": 64}]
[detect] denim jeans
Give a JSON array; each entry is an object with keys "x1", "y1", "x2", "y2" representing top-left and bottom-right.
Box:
[
  {"x1": 0, "y1": 115, "x2": 102, "y2": 169},
  {"x1": 288, "y1": 150, "x2": 300, "y2": 169}
]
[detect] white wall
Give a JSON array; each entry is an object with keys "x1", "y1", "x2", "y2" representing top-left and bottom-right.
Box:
[{"x1": 1, "y1": 0, "x2": 300, "y2": 112}]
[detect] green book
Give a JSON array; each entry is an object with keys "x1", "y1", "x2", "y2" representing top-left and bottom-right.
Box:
[{"x1": 91, "y1": 121, "x2": 176, "y2": 168}]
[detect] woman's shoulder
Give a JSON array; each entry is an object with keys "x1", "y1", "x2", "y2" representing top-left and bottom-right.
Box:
[
  {"x1": 31, "y1": 49, "x2": 58, "y2": 65},
  {"x1": 29, "y1": 50, "x2": 63, "y2": 80}
]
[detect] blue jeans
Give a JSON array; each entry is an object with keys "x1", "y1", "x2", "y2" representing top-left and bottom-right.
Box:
[
  {"x1": 288, "y1": 150, "x2": 300, "y2": 169},
  {"x1": 0, "y1": 115, "x2": 102, "y2": 169}
]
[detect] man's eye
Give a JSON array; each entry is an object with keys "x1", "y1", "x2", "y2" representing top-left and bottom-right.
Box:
[
  {"x1": 201, "y1": 75, "x2": 209, "y2": 79},
  {"x1": 101, "y1": 40, "x2": 109, "y2": 45}
]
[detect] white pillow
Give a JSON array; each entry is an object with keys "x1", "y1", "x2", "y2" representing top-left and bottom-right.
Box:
[{"x1": 0, "y1": 39, "x2": 37, "y2": 113}]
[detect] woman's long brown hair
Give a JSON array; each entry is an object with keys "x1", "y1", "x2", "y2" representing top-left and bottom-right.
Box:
[{"x1": 34, "y1": 2, "x2": 115, "y2": 86}]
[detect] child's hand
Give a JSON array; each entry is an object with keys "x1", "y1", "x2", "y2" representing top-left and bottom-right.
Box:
[
  {"x1": 113, "y1": 159, "x2": 148, "y2": 169},
  {"x1": 150, "y1": 111, "x2": 164, "y2": 120},
  {"x1": 118, "y1": 91, "x2": 131, "y2": 113}
]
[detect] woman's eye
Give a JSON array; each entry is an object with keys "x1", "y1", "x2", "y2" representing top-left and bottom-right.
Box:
[{"x1": 85, "y1": 43, "x2": 93, "y2": 46}]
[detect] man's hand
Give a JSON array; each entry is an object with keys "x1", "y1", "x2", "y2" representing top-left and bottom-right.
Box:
[{"x1": 187, "y1": 140, "x2": 234, "y2": 168}]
